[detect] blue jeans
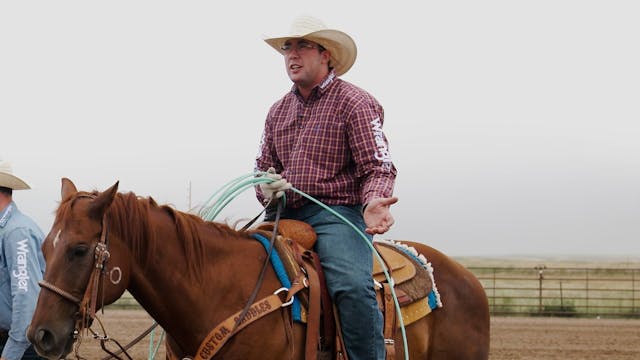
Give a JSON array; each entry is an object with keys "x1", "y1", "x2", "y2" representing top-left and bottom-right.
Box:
[{"x1": 278, "y1": 203, "x2": 385, "y2": 360}]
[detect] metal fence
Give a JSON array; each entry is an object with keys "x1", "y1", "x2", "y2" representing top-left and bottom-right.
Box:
[
  {"x1": 468, "y1": 266, "x2": 640, "y2": 318},
  {"x1": 110, "y1": 266, "x2": 640, "y2": 319}
]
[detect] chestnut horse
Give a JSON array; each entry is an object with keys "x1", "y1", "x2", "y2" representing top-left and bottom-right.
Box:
[{"x1": 27, "y1": 179, "x2": 489, "y2": 359}]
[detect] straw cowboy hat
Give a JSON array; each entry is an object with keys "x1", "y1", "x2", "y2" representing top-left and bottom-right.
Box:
[
  {"x1": 0, "y1": 160, "x2": 30, "y2": 190},
  {"x1": 264, "y1": 15, "x2": 357, "y2": 76}
]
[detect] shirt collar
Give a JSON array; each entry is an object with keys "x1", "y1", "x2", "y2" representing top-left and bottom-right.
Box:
[
  {"x1": 0, "y1": 202, "x2": 15, "y2": 228},
  {"x1": 291, "y1": 69, "x2": 338, "y2": 101}
]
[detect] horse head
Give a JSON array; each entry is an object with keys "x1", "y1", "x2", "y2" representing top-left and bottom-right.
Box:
[{"x1": 27, "y1": 178, "x2": 132, "y2": 359}]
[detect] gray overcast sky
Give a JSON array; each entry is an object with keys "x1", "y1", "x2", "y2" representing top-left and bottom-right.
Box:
[{"x1": 1, "y1": 1, "x2": 638, "y2": 257}]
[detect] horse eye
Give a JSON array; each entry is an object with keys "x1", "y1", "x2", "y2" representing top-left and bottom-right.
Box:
[{"x1": 68, "y1": 245, "x2": 90, "y2": 260}]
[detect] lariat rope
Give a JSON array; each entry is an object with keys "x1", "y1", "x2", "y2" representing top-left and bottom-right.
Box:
[{"x1": 198, "y1": 172, "x2": 409, "y2": 360}]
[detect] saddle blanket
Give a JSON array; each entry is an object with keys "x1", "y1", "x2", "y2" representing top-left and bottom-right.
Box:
[{"x1": 251, "y1": 234, "x2": 442, "y2": 326}]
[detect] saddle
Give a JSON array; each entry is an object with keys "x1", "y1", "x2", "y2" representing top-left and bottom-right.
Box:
[{"x1": 254, "y1": 220, "x2": 439, "y2": 360}]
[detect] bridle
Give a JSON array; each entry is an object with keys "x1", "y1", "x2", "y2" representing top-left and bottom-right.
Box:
[
  {"x1": 37, "y1": 194, "x2": 129, "y2": 359},
  {"x1": 39, "y1": 214, "x2": 114, "y2": 319},
  {"x1": 38, "y1": 194, "x2": 158, "y2": 360}
]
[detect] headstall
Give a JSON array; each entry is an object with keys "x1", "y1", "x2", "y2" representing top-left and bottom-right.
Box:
[{"x1": 38, "y1": 194, "x2": 121, "y2": 332}]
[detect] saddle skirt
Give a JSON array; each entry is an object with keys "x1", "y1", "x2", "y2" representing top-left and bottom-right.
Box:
[{"x1": 372, "y1": 240, "x2": 442, "y2": 325}]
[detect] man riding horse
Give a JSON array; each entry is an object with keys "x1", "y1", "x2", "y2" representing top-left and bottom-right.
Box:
[{"x1": 255, "y1": 15, "x2": 398, "y2": 360}]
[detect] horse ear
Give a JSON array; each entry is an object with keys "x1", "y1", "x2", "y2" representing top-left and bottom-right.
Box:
[
  {"x1": 89, "y1": 181, "x2": 119, "y2": 219},
  {"x1": 61, "y1": 178, "x2": 78, "y2": 202}
]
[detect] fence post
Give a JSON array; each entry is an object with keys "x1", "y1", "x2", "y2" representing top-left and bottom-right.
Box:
[
  {"x1": 559, "y1": 281, "x2": 564, "y2": 315},
  {"x1": 585, "y1": 269, "x2": 590, "y2": 315},
  {"x1": 535, "y1": 265, "x2": 546, "y2": 314},
  {"x1": 633, "y1": 269, "x2": 637, "y2": 314},
  {"x1": 492, "y1": 267, "x2": 496, "y2": 312}
]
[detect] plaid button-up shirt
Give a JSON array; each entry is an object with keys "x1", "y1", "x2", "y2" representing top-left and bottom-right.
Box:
[{"x1": 255, "y1": 71, "x2": 397, "y2": 208}]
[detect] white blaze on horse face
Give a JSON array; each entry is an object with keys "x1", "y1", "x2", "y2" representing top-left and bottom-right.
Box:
[{"x1": 53, "y1": 229, "x2": 62, "y2": 248}]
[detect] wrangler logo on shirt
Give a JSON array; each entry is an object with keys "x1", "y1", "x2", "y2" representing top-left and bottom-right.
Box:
[
  {"x1": 13, "y1": 239, "x2": 31, "y2": 292},
  {"x1": 371, "y1": 117, "x2": 392, "y2": 171}
]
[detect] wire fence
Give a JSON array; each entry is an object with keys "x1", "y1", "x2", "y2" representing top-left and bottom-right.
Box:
[
  {"x1": 109, "y1": 266, "x2": 640, "y2": 319},
  {"x1": 468, "y1": 266, "x2": 640, "y2": 318}
]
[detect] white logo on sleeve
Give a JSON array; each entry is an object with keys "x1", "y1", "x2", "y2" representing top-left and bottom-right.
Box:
[
  {"x1": 370, "y1": 117, "x2": 393, "y2": 171},
  {"x1": 13, "y1": 239, "x2": 31, "y2": 292}
]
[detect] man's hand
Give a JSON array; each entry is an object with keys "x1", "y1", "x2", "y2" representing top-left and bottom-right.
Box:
[
  {"x1": 259, "y1": 167, "x2": 292, "y2": 202},
  {"x1": 364, "y1": 197, "x2": 399, "y2": 235}
]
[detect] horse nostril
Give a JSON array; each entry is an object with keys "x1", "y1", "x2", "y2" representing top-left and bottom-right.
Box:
[{"x1": 35, "y1": 327, "x2": 56, "y2": 353}]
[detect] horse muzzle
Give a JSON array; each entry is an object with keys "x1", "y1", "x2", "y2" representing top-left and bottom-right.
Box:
[{"x1": 27, "y1": 323, "x2": 76, "y2": 360}]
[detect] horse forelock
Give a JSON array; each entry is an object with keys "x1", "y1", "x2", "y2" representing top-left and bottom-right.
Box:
[{"x1": 54, "y1": 190, "x2": 95, "y2": 220}]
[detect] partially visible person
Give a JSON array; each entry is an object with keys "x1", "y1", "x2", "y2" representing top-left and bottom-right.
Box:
[
  {"x1": 255, "y1": 16, "x2": 397, "y2": 360},
  {"x1": 0, "y1": 160, "x2": 46, "y2": 360}
]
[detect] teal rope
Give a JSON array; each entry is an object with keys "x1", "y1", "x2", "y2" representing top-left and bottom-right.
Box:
[
  {"x1": 289, "y1": 187, "x2": 409, "y2": 359},
  {"x1": 147, "y1": 323, "x2": 165, "y2": 360},
  {"x1": 199, "y1": 173, "x2": 264, "y2": 220},
  {"x1": 198, "y1": 172, "x2": 409, "y2": 360}
]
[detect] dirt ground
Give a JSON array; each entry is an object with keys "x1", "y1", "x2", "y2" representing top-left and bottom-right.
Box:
[
  {"x1": 64, "y1": 310, "x2": 640, "y2": 359},
  {"x1": 57, "y1": 309, "x2": 167, "y2": 360},
  {"x1": 490, "y1": 316, "x2": 640, "y2": 360}
]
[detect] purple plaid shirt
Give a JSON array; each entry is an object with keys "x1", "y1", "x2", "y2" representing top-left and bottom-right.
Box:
[{"x1": 255, "y1": 70, "x2": 397, "y2": 208}]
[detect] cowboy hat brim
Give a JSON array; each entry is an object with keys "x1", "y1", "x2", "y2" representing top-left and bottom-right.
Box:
[
  {"x1": 0, "y1": 172, "x2": 30, "y2": 190},
  {"x1": 264, "y1": 29, "x2": 357, "y2": 77}
]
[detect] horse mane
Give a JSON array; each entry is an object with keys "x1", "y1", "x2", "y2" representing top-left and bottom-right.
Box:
[{"x1": 58, "y1": 190, "x2": 251, "y2": 283}]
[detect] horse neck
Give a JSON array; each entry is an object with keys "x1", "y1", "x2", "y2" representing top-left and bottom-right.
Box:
[
  {"x1": 123, "y1": 210, "x2": 271, "y2": 351},
  {"x1": 122, "y1": 207, "x2": 207, "y2": 303}
]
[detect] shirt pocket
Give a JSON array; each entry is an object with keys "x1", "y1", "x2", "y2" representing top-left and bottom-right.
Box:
[{"x1": 304, "y1": 120, "x2": 348, "y2": 166}]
